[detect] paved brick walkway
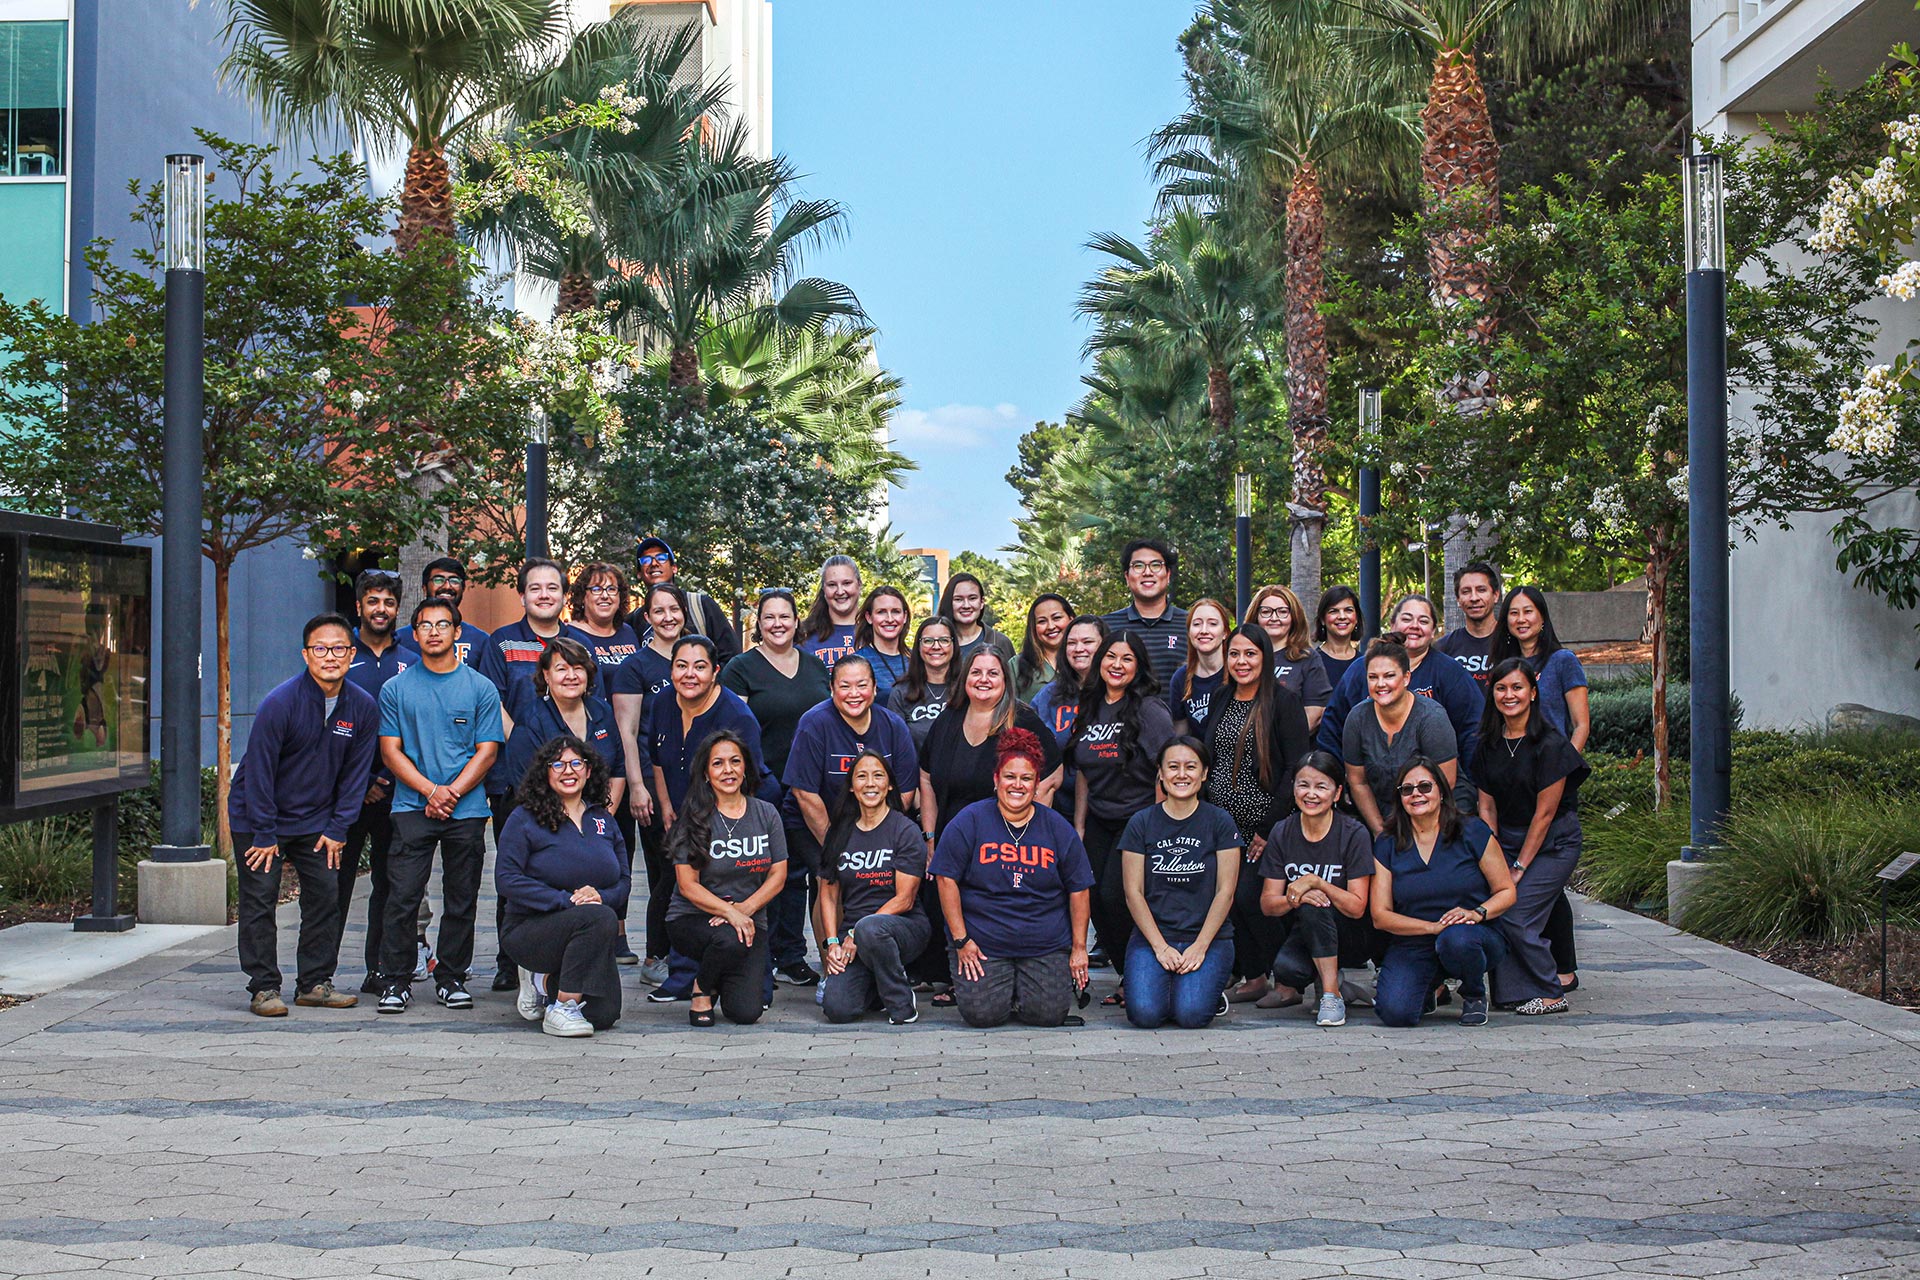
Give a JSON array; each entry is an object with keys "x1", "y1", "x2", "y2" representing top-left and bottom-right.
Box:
[{"x1": 2, "y1": 880, "x2": 1917, "y2": 1279}]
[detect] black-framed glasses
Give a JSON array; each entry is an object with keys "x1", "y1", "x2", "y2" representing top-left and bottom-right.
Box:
[
  {"x1": 1256, "y1": 607, "x2": 1290, "y2": 621},
  {"x1": 426, "y1": 573, "x2": 465, "y2": 588},
  {"x1": 584, "y1": 583, "x2": 621, "y2": 596},
  {"x1": 1128, "y1": 559, "x2": 1167, "y2": 573},
  {"x1": 305, "y1": 643, "x2": 352, "y2": 657},
  {"x1": 1397, "y1": 780, "x2": 1437, "y2": 798}
]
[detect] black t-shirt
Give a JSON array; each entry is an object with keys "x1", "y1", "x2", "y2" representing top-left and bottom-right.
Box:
[
  {"x1": 1258, "y1": 812, "x2": 1375, "y2": 889},
  {"x1": 1070, "y1": 695, "x2": 1176, "y2": 822},
  {"x1": 830, "y1": 808, "x2": 928, "y2": 926},
  {"x1": 1473, "y1": 728, "x2": 1589, "y2": 830},
  {"x1": 922, "y1": 702, "x2": 1062, "y2": 836},
  {"x1": 1119, "y1": 801, "x2": 1243, "y2": 944},
  {"x1": 1437, "y1": 626, "x2": 1498, "y2": 689},
  {"x1": 720, "y1": 648, "x2": 832, "y2": 777}
]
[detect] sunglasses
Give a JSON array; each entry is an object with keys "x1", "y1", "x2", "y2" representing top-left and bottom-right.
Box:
[
  {"x1": 637, "y1": 553, "x2": 674, "y2": 567},
  {"x1": 1397, "y1": 780, "x2": 1437, "y2": 798}
]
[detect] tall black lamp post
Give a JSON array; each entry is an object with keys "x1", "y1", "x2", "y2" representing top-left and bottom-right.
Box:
[
  {"x1": 1683, "y1": 152, "x2": 1731, "y2": 863},
  {"x1": 525, "y1": 407, "x2": 550, "y2": 559},
  {"x1": 1233, "y1": 473, "x2": 1252, "y2": 622},
  {"x1": 1357, "y1": 388, "x2": 1382, "y2": 638},
  {"x1": 153, "y1": 154, "x2": 209, "y2": 867}
]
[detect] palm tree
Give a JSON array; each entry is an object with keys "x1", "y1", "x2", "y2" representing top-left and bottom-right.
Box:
[
  {"x1": 221, "y1": 0, "x2": 593, "y2": 255},
  {"x1": 600, "y1": 119, "x2": 863, "y2": 410},
  {"x1": 1077, "y1": 209, "x2": 1275, "y2": 444},
  {"x1": 1153, "y1": 0, "x2": 1418, "y2": 600}
]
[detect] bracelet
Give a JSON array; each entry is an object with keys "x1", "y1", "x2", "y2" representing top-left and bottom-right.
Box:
[{"x1": 825, "y1": 936, "x2": 841, "y2": 947}]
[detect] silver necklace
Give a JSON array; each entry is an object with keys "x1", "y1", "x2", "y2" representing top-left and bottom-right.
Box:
[
  {"x1": 1001, "y1": 810, "x2": 1032, "y2": 844},
  {"x1": 715, "y1": 802, "x2": 746, "y2": 841}
]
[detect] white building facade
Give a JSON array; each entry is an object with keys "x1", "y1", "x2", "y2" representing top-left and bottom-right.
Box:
[{"x1": 1693, "y1": 0, "x2": 1920, "y2": 727}]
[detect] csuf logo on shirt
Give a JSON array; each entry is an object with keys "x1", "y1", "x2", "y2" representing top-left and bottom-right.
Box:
[
  {"x1": 976, "y1": 841, "x2": 1057, "y2": 869},
  {"x1": 709, "y1": 834, "x2": 772, "y2": 862},
  {"x1": 331, "y1": 719, "x2": 356, "y2": 738}
]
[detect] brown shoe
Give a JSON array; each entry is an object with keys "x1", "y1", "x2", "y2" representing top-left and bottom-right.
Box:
[
  {"x1": 1226, "y1": 976, "x2": 1270, "y2": 1004},
  {"x1": 295, "y1": 981, "x2": 358, "y2": 1009},
  {"x1": 250, "y1": 990, "x2": 289, "y2": 1017}
]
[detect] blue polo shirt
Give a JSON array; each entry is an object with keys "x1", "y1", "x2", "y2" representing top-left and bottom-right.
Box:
[
  {"x1": 378, "y1": 662, "x2": 504, "y2": 820},
  {"x1": 498, "y1": 694, "x2": 625, "y2": 798},
  {"x1": 780, "y1": 702, "x2": 919, "y2": 825},
  {"x1": 229, "y1": 673, "x2": 380, "y2": 843},
  {"x1": 346, "y1": 631, "x2": 417, "y2": 696}
]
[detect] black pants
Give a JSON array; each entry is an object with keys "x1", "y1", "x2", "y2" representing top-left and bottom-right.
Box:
[
  {"x1": 1267, "y1": 903, "x2": 1377, "y2": 990},
  {"x1": 666, "y1": 913, "x2": 767, "y2": 1024},
  {"x1": 490, "y1": 793, "x2": 517, "y2": 974},
  {"x1": 336, "y1": 794, "x2": 390, "y2": 977},
  {"x1": 908, "y1": 860, "x2": 952, "y2": 986},
  {"x1": 502, "y1": 903, "x2": 623, "y2": 1029},
  {"x1": 1228, "y1": 856, "x2": 1283, "y2": 980},
  {"x1": 383, "y1": 812, "x2": 487, "y2": 987},
  {"x1": 235, "y1": 831, "x2": 339, "y2": 994},
  {"x1": 1547, "y1": 892, "x2": 1577, "y2": 974},
  {"x1": 1083, "y1": 812, "x2": 1132, "y2": 977}
]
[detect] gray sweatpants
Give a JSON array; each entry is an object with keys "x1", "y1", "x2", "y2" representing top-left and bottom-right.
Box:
[
  {"x1": 1494, "y1": 814, "x2": 1582, "y2": 1002},
  {"x1": 821, "y1": 912, "x2": 931, "y2": 1023},
  {"x1": 952, "y1": 948, "x2": 1075, "y2": 1028}
]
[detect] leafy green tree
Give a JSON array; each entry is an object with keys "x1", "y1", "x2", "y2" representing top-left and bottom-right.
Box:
[{"x1": 0, "y1": 137, "x2": 579, "y2": 849}]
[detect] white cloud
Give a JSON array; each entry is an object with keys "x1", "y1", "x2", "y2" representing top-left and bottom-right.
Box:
[{"x1": 891, "y1": 402, "x2": 1024, "y2": 449}]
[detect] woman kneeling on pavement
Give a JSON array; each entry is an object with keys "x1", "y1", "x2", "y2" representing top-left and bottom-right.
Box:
[
  {"x1": 666, "y1": 729, "x2": 789, "y2": 1026},
  {"x1": 1256, "y1": 751, "x2": 1376, "y2": 1028},
  {"x1": 818, "y1": 750, "x2": 932, "y2": 1025},
  {"x1": 931, "y1": 728, "x2": 1095, "y2": 1028},
  {"x1": 1119, "y1": 737, "x2": 1241, "y2": 1029},
  {"x1": 1370, "y1": 756, "x2": 1516, "y2": 1028},
  {"x1": 495, "y1": 736, "x2": 630, "y2": 1038}
]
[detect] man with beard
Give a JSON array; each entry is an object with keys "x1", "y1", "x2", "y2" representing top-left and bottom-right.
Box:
[
  {"x1": 1436, "y1": 562, "x2": 1503, "y2": 690},
  {"x1": 396, "y1": 558, "x2": 497, "y2": 671}
]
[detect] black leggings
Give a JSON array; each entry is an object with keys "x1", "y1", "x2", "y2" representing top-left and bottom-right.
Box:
[
  {"x1": 1546, "y1": 891, "x2": 1578, "y2": 974},
  {"x1": 501, "y1": 904, "x2": 622, "y2": 1030},
  {"x1": 1083, "y1": 812, "x2": 1134, "y2": 977},
  {"x1": 666, "y1": 914, "x2": 767, "y2": 1024}
]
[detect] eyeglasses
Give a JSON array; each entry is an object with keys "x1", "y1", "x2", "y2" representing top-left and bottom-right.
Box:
[
  {"x1": 549, "y1": 759, "x2": 588, "y2": 774},
  {"x1": 305, "y1": 643, "x2": 352, "y2": 657},
  {"x1": 415, "y1": 619, "x2": 457, "y2": 633},
  {"x1": 1397, "y1": 780, "x2": 1437, "y2": 798},
  {"x1": 426, "y1": 573, "x2": 465, "y2": 588},
  {"x1": 921, "y1": 637, "x2": 953, "y2": 648},
  {"x1": 1256, "y1": 607, "x2": 1290, "y2": 621},
  {"x1": 585, "y1": 584, "x2": 621, "y2": 596},
  {"x1": 359, "y1": 571, "x2": 400, "y2": 587},
  {"x1": 1128, "y1": 559, "x2": 1167, "y2": 573},
  {"x1": 637, "y1": 553, "x2": 673, "y2": 567}
]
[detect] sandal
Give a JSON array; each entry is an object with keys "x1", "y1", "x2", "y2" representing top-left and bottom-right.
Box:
[
  {"x1": 930, "y1": 988, "x2": 957, "y2": 1007},
  {"x1": 1101, "y1": 987, "x2": 1126, "y2": 1007},
  {"x1": 688, "y1": 1003, "x2": 716, "y2": 1027}
]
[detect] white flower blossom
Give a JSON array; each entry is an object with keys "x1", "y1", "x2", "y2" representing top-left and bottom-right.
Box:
[
  {"x1": 1830, "y1": 363, "x2": 1901, "y2": 454},
  {"x1": 300, "y1": 546, "x2": 319, "y2": 561},
  {"x1": 1389, "y1": 461, "x2": 1407, "y2": 478},
  {"x1": 1878, "y1": 260, "x2": 1920, "y2": 302},
  {"x1": 1888, "y1": 114, "x2": 1920, "y2": 149},
  {"x1": 251, "y1": 366, "x2": 268, "y2": 381},
  {"x1": 312, "y1": 367, "x2": 331, "y2": 384},
  {"x1": 1810, "y1": 173, "x2": 1865, "y2": 253},
  {"x1": 348, "y1": 389, "x2": 368, "y2": 410},
  {"x1": 1570, "y1": 518, "x2": 1590, "y2": 540},
  {"x1": 1506, "y1": 480, "x2": 1525, "y2": 501},
  {"x1": 1666, "y1": 468, "x2": 1690, "y2": 502}
]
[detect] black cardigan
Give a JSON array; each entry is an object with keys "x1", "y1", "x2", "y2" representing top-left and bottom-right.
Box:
[{"x1": 1198, "y1": 683, "x2": 1312, "y2": 837}]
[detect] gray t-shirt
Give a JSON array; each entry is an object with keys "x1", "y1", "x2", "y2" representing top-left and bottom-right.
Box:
[
  {"x1": 1341, "y1": 694, "x2": 1458, "y2": 808},
  {"x1": 1273, "y1": 649, "x2": 1333, "y2": 709},
  {"x1": 667, "y1": 796, "x2": 789, "y2": 926}
]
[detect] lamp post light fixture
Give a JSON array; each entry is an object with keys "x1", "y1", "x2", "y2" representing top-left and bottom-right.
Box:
[
  {"x1": 1357, "y1": 388, "x2": 1383, "y2": 638},
  {"x1": 1233, "y1": 472, "x2": 1252, "y2": 621},
  {"x1": 153, "y1": 153, "x2": 209, "y2": 866},
  {"x1": 526, "y1": 407, "x2": 550, "y2": 560},
  {"x1": 1683, "y1": 151, "x2": 1731, "y2": 863}
]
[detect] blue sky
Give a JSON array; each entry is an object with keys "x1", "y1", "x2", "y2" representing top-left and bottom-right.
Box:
[{"x1": 772, "y1": 1, "x2": 1193, "y2": 560}]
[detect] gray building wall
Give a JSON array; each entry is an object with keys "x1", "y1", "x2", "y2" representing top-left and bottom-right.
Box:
[{"x1": 65, "y1": 0, "x2": 330, "y2": 761}]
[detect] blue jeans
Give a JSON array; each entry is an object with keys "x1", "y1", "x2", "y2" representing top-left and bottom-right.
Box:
[
  {"x1": 1124, "y1": 935, "x2": 1235, "y2": 1030},
  {"x1": 1375, "y1": 924, "x2": 1510, "y2": 1027}
]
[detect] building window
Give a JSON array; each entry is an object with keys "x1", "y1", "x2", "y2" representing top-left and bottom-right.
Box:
[{"x1": 1, "y1": 22, "x2": 65, "y2": 178}]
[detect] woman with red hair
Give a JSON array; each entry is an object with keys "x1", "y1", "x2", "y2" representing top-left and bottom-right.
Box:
[{"x1": 928, "y1": 728, "x2": 1094, "y2": 1027}]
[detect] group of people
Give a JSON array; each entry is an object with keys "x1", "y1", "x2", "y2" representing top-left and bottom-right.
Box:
[{"x1": 233, "y1": 538, "x2": 1590, "y2": 1037}]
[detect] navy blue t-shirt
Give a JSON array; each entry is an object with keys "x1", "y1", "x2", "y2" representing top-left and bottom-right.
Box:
[
  {"x1": 929, "y1": 799, "x2": 1095, "y2": 959},
  {"x1": 1119, "y1": 800, "x2": 1242, "y2": 944},
  {"x1": 564, "y1": 622, "x2": 642, "y2": 683},
  {"x1": 1166, "y1": 664, "x2": 1224, "y2": 734},
  {"x1": 803, "y1": 622, "x2": 859, "y2": 673},
  {"x1": 610, "y1": 645, "x2": 675, "y2": 725},
  {"x1": 780, "y1": 702, "x2": 919, "y2": 826},
  {"x1": 1375, "y1": 817, "x2": 1497, "y2": 923}
]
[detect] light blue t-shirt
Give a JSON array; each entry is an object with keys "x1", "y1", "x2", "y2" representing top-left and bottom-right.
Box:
[
  {"x1": 1529, "y1": 649, "x2": 1589, "y2": 741},
  {"x1": 378, "y1": 662, "x2": 504, "y2": 820}
]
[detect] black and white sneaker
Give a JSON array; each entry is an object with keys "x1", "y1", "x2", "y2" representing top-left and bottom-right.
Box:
[
  {"x1": 889, "y1": 993, "x2": 919, "y2": 1025},
  {"x1": 436, "y1": 979, "x2": 473, "y2": 1009},
  {"x1": 647, "y1": 988, "x2": 691, "y2": 1004},
  {"x1": 376, "y1": 984, "x2": 410, "y2": 1014},
  {"x1": 774, "y1": 961, "x2": 821, "y2": 987}
]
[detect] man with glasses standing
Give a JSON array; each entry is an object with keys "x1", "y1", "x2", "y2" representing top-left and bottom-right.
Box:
[
  {"x1": 231, "y1": 614, "x2": 381, "y2": 1016},
  {"x1": 635, "y1": 534, "x2": 739, "y2": 665},
  {"x1": 396, "y1": 557, "x2": 497, "y2": 671},
  {"x1": 376, "y1": 598, "x2": 504, "y2": 1014},
  {"x1": 1101, "y1": 538, "x2": 1188, "y2": 691}
]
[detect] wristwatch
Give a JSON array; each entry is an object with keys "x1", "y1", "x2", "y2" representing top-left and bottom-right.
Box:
[
  {"x1": 922, "y1": 829, "x2": 936, "y2": 841},
  {"x1": 824, "y1": 935, "x2": 842, "y2": 947},
  {"x1": 1472, "y1": 905, "x2": 1488, "y2": 922},
  {"x1": 952, "y1": 934, "x2": 971, "y2": 950}
]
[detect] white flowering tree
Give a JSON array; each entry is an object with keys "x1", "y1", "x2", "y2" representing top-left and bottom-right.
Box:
[
  {"x1": 1366, "y1": 131, "x2": 1889, "y2": 802},
  {"x1": 0, "y1": 136, "x2": 622, "y2": 850}
]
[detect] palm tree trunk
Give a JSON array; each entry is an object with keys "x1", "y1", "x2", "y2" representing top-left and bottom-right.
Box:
[
  {"x1": 1284, "y1": 164, "x2": 1330, "y2": 605},
  {"x1": 1206, "y1": 363, "x2": 1234, "y2": 438},
  {"x1": 395, "y1": 144, "x2": 457, "y2": 258},
  {"x1": 668, "y1": 342, "x2": 708, "y2": 405},
  {"x1": 557, "y1": 271, "x2": 598, "y2": 317},
  {"x1": 1423, "y1": 46, "x2": 1502, "y2": 626}
]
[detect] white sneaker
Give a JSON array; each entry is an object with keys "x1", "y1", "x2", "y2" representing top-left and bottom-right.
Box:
[
  {"x1": 1316, "y1": 993, "x2": 1347, "y2": 1027},
  {"x1": 516, "y1": 968, "x2": 544, "y2": 1022},
  {"x1": 413, "y1": 940, "x2": 434, "y2": 982},
  {"x1": 542, "y1": 997, "x2": 594, "y2": 1038}
]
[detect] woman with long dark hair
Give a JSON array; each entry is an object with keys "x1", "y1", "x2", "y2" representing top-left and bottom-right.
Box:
[
  {"x1": 887, "y1": 616, "x2": 957, "y2": 753},
  {"x1": 1474, "y1": 658, "x2": 1588, "y2": 1016},
  {"x1": 665, "y1": 729, "x2": 788, "y2": 1026},
  {"x1": 1016, "y1": 593, "x2": 1074, "y2": 703},
  {"x1": 1167, "y1": 598, "x2": 1231, "y2": 735},
  {"x1": 818, "y1": 749, "x2": 931, "y2": 1024},
  {"x1": 1314, "y1": 585, "x2": 1365, "y2": 690},
  {"x1": 1370, "y1": 756, "x2": 1515, "y2": 1028},
  {"x1": 495, "y1": 736, "x2": 629, "y2": 1037},
  {"x1": 1200, "y1": 626, "x2": 1311, "y2": 1005},
  {"x1": 938, "y1": 572, "x2": 1014, "y2": 673},
  {"x1": 722, "y1": 589, "x2": 833, "y2": 790},
  {"x1": 798, "y1": 555, "x2": 864, "y2": 671},
  {"x1": 1070, "y1": 630, "x2": 1175, "y2": 996},
  {"x1": 1032, "y1": 615, "x2": 1108, "y2": 820},
  {"x1": 1491, "y1": 586, "x2": 1589, "y2": 992},
  {"x1": 853, "y1": 585, "x2": 913, "y2": 705}
]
